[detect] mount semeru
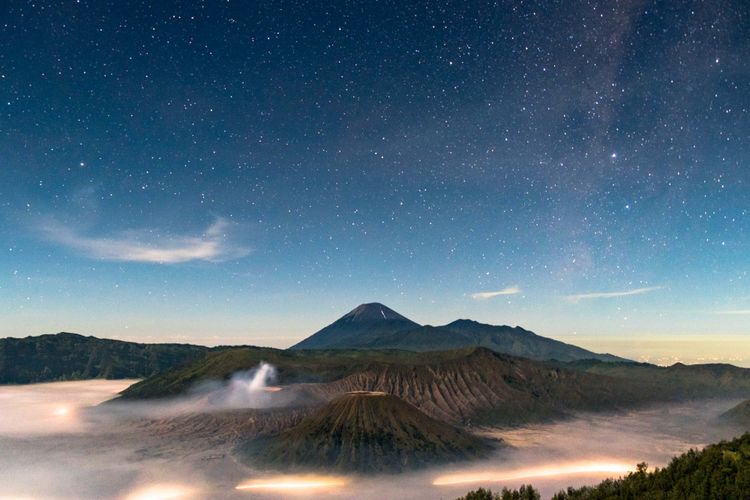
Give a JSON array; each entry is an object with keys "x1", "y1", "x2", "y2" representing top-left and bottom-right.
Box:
[{"x1": 291, "y1": 302, "x2": 626, "y2": 363}]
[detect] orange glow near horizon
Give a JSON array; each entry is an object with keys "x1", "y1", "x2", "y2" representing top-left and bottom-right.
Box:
[
  {"x1": 121, "y1": 483, "x2": 197, "y2": 500},
  {"x1": 52, "y1": 405, "x2": 70, "y2": 416},
  {"x1": 432, "y1": 460, "x2": 635, "y2": 486},
  {"x1": 235, "y1": 475, "x2": 349, "y2": 493}
]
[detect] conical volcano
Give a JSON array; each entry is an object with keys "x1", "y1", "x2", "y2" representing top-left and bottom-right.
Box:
[
  {"x1": 290, "y1": 303, "x2": 420, "y2": 350},
  {"x1": 238, "y1": 391, "x2": 491, "y2": 472},
  {"x1": 340, "y1": 303, "x2": 412, "y2": 322}
]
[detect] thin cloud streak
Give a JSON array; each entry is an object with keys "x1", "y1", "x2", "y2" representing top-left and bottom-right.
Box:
[
  {"x1": 565, "y1": 286, "x2": 662, "y2": 303},
  {"x1": 40, "y1": 217, "x2": 249, "y2": 264},
  {"x1": 471, "y1": 286, "x2": 521, "y2": 300},
  {"x1": 716, "y1": 310, "x2": 750, "y2": 315}
]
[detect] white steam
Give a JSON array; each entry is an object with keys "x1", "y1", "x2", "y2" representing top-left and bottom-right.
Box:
[
  {"x1": 216, "y1": 362, "x2": 279, "y2": 407},
  {"x1": 101, "y1": 362, "x2": 289, "y2": 419},
  {"x1": 0, "y1": 376, "x2": 747, "y2": 499}
]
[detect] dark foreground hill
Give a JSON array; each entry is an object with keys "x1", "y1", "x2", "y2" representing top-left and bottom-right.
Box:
[
  {"x1": 0, "y1": 332, "x2": 209, "y2": 384},
  {"x1": 238, "y1": 391, "x2": 492, "y2": 472},
  {"x1": 550, "y1": 433, "x2": 750, "y2": 499},
  {"x1": 291, "y1": 303, "x2": 626, "y2": 362}
]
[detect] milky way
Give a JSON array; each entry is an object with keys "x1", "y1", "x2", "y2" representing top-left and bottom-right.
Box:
[{"x1": 0, "y1": 1, "x2": 747, "y2": 354}]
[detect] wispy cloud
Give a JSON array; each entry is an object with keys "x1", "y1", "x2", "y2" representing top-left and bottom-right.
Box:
[
  {"x1": 471, "y1": 286, "x2": 521, "y2": 300},
  {"x1": 565, "y1": 286, "x2": 662, "y2": 303},
  {"x1": 715, "y1": 310, "x2": 750, "y2": 316},
  {"x1": 40, "y1": 217, "x2": 249, "y2": 264}
]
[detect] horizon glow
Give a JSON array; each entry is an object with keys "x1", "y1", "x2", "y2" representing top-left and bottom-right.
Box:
[
  {"x1": 0, "y1": 1, "x2": 747, "y2": 360},
  {"x1": 432, "y1": 460, "x2": 637, "y2": 486},
  {"x1": 235, "y1": 475, "x2": 349, "y2": 492}
]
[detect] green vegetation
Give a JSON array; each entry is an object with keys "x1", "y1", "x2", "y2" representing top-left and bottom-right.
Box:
[
  {"x1": 457, "y1": 435, "x2": 750, "y2": 499},
  {"x1": 456, "y1": 486, "x2": 541, "y2": 500},
  {"x1": 0, "y1": 332, "x2": 209, "y2": 384},
  {"x1": 550, "y1": 433, "x2": 750, "y2": 499},
  {"x1": 117, "y1": 345, "x2": 471, "y2": 399},
  {"x1": 718, "y1": 399, "x2": 750, "y2": 429},
  {"x1": 238, "y1": 392, "x2": 492, "y2": 472},
  {"x1": 560, "y1": 360, "x2": 750, "y2": 399},
  {"x1": 118, "y1": 346, "x2": 659, "y2": 426},
  {"x1": 117, "y1": 345, "x2": 750, "y2": 428}
]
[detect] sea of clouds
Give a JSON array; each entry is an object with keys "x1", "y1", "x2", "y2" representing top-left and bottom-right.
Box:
[{"x1": 0, "y1": 368, "x2": 744, "y2": 500}]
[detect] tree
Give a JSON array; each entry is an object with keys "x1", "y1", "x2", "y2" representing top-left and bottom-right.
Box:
[{"x1": 457, "y1": 485, "x2": 541, "y2": 500}]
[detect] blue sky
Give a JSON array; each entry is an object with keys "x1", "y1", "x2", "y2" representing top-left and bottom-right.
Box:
[{"x1": 0, "y1": 1, "x2": 748, "y2": 363}]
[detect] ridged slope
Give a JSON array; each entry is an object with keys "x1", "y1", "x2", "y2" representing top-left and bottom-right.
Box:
[
  {"x1": 301, "y1": 348, "x2": 654, "y2": 424},
  {"x1": 239, "y1": 392, "x2": 491, "y2": 472}
]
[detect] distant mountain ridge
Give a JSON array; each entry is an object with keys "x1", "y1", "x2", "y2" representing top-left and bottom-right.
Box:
[
  {"x1": 1, "y1": 302, "x2": 627, "y2": 386},
  {"x1": 291, "y1": 303, "x2": 626, "y2": 363},
  {"x1": 0, "y1": 332, "x2": 210, "y2": 384},
  {"x1": 559, "y1": 358, "x2": 750, "y2": 399}
]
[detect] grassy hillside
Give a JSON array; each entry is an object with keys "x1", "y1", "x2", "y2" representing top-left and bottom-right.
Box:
[
  {"x1": 118, "y1": 346, "x2": 663, "y2": 425},
  {"x1": 117, "y1": 346, "x2": 750, "y2": 427},
  {"x1": 719, "y1": 400, "x2": 750, "y2": 429},
  {"x1": 238, "y1": 392, "x2": 492, "y2": 472},
  {"x1": 561, "y1": 359, "x2": 750, "y2": 399},
  {"x1": 116, "y1": 346, "x2": 452, "y2": 399},
  {"x1": 551, "y1": 433, "x2": 750, "y2": 499},
  {"x1": 0, "y1": 332, "x2": 210, "y2": 384}
]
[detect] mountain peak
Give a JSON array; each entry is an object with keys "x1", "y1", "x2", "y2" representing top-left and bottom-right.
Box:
[
  {"x1": 444, "y1": 319, "x2": 530, "y2": 334},
  {"x1": 289, "y1": 303, "x2": 420, "y2": 350},
  {"x1": 341, "y1": 303, "x2": 412, "y2": 323},
  {"x1": 445, "y1": 319, "x2": 480, "y2": 328}
]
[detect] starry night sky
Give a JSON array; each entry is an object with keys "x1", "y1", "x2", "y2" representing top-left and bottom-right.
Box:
[{"x1": 1, "y1": 1, "x2": 748, "y2": 362}]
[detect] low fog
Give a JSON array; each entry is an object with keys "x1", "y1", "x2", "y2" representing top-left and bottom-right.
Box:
[{"x1": 0, "y1": 367, "x2": 744, "y2": 500}]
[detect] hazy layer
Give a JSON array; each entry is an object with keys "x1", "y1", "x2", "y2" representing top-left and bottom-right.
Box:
[
  {"x1": 0, "y1": 379, "x2": 137, "y2": 435},
  {"x1": 0, "y1": 380, "x2": 743, "y2": 499},
  {"x1": 558, "y1": 333, "x2": 750, "y2": 367}
]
